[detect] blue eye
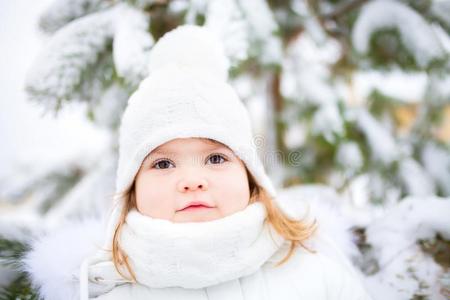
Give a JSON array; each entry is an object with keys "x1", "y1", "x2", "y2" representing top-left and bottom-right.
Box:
[
  {"x1": 152, "y1": 159, "x2": 175, "y2": 169},
  {"x1": 206, "y1": 154, "x2": 227, "y2": 165}
]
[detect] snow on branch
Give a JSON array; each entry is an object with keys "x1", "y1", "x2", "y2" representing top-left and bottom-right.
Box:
[
  {"x1": 113, "y1": 4, "x2": 154, "y2": 87},
  {"x1": 39, "y1": 0, "x2": 111, "y2": 34},
  {"x1": 352, "y1": 0, "x2": 445, "y2": 68},
  {"x1": 25, "y1": 8, "x2": 117, "y2": 111},
  {"x1": 205, "y1": 0, "x2": 282, "y2": 66},
  {"x1": 238, "y1": 0, "x2": 282, "y2": 64},
  {"x1": 430, "y1": 0, "x2": 450, "y2": 31},
  {"x1": 205, "y1": 0, "x2": 249, "y2": 66},
  {"x1": 353, "y1": 108, "x2": 399, "y2": 165},
  {"x1": 364, "y1": 196, "x2": 450, "y2": 299}
]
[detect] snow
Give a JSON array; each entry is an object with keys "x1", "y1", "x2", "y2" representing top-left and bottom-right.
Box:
[
  {"x1": 290, "y1": 0, "x2": 308, "y2": 17},
  {"x1": 283, "y1": 121, "x2": 308, "y2": 149},
  {"x1": 286, "y1": 31, "x2": 341, "y2": 67},
  {"x1": 338, "y1": 174, "x2": 398, "y2": 228},
  {"x1": 398, "y1": 158, "x2": 436, "y2": 197},
  {"x1": 205, "y1": 0, "x2": 282, "y2": 65},
  {"x1": 352, "y1": 108, "x2": 399, "y2": 165},
  {"x1": 421, "y1": 142, "x2": 450, "y2": 196},
  {"x1": 239, "y1": 0, "x2": 282, "y2": 64},
  {"x1": 280, "y1": 32, "x2": 345, "y2": 143},
  {"x1": 25, "y1": 6, "x2": 117, "y2": 109},
  {"x1": 364, "y1": 196, "x2": 450, "y2": 299},
  {"x1": 239, "y1": 0, "x2": 278, "y2": 42},
  {"x1": 44, "y1": 151, "x2": 117, "y2": 228},
  {"x1": 0, "y1": 132, "x2": 107, "y2": 203},
  {"x1": 38, "y1": 0, "x2": 109, "y2": 33},
  {"x1": 113, "y1": 4, "x2": 153, "y2": 87},
  {"x1": 0, "y1": 0, "x2": 110, "y2": 204},
  {"x1": 365, "y1": 249, "x2": 445, "y2": 299},
  {"x1": 311, "y1": 104, "x2": 344, "y2": 143},
  {"x1": 231, "y1": 75, "x2": 268, "y2": 137},
  {"x1": 90, "y1": 83, "x2": 130, "y2": 129},
  {"x1": 432, "y1": 23, "x2": 450, "y2": 55},
  {"x1": 277, "y1": 185, "x2": 450, "y2": 299},
  {"x1": 302, "y1": 11, "x2": 327, "y2": 45},
  {"x1": 427, "y1": 73, "x2": 450, "y2": 106},
  {"x1": 352, "y1": 0, "x2": 445, "y2": 68},
  {"x1": 229, "y1": 73, "x2": 284, "y2": 187},
  {"x1": 184, "y1": 0, "x2": 208, "y2": 25},
  {"x1": 430, "y1": 0, "x2": 450, "y2": 31},
  {"x1": 352, "y1": 70, "x2": 428, "y2": 104},
  {"x1": 205, "y1": 0, "x2": 249, "y2": 65},
  {"x1": 281, "y1": 32, "x2": 340, "y2": 106},
  {"x1": 168, "y1": 0, "x2": 190, "y2": 14},
  {"x1": 276, "y1": 185, "x2": 360, "y2": 259},
  {"x1": 336, "y1": 142, "x2": 363, "y2": 173}
]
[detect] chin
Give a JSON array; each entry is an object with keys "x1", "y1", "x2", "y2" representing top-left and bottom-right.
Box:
[{"x1": 173, "y1": 210, "x2": 221, "y2": 223}]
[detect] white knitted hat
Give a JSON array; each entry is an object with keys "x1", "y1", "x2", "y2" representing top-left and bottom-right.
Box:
[{"x1": 115, "y1": 24, "x2": 277, "y2": 199}]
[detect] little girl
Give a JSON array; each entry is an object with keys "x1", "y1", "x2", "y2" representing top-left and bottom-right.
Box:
[{"x1": 25, "y1": 25, "x2": 371, "y2": 300}]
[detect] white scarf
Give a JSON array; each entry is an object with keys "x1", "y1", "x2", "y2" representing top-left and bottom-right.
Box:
[{"x1": 80, "y1": 202, "x2": 287, "y2": 298}]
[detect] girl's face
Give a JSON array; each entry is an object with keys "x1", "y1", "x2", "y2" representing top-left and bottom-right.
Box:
[{"x1": 134, "y1": 138, "x2": 251, "y2": 222}]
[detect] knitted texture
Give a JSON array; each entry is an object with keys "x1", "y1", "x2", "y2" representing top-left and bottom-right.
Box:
[
  {"x1": 121, "y1": 201, "x2": 285, "y2": 288},
  {"x1": 81, "y1": 202, "x2": 286, "y2": 298}
]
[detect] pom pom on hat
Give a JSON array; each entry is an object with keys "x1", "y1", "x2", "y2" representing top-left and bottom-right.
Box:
[{"x1": 147, "y1": 25, "x2": 230, "y2": 82}]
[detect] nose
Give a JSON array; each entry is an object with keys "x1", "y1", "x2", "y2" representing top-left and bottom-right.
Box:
[{"x1": 177, "y1": 177, "x2": 209, "y2": 192}]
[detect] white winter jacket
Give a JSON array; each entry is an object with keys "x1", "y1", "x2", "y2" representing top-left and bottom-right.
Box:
[{"x1": 24, "y1": 186, "x2": 372, "y2": 300}]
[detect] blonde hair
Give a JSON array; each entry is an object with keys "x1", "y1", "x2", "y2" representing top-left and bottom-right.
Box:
[{"x1": 111, "y1": 169, "x2": 317, "y2": 283}]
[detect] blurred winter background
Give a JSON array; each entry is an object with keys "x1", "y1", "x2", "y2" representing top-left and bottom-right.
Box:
[{"x1": 0, "y1": 0, "x2": 449, "y2": 299}]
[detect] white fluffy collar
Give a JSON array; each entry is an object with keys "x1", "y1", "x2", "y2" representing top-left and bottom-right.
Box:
[
  {"x1": 123, "y1": 202, "x2": 285, "y2": 287},
  {"x1": 80, "y1": 202, "x2": 286, "y2": 299}
]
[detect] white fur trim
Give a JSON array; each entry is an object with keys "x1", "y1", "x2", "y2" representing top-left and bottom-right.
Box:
[{"x1": 22, "y1": 219, "x2": 105, "y2": 300}]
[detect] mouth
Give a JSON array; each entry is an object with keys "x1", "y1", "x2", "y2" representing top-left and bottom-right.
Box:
[
  {"x1": 179, "y1": 205, "x2": 212, "y2": 212},
  {"x1": 178, "y1": 201, "x2": 214, "y2": 212}
]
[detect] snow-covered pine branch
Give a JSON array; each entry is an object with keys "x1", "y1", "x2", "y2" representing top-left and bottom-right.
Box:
[
  {"x1": 280, "y1": 32, "x2": 344, "y2": 143},
  {"x1": 39, "y1": 0, "x2": 112, "y2": 34},
  {"x1": 113, "y1": 4, "x2": 154, "y2": 87},
  {"x1": 204, "y1": 0, "x2": 249, "y2": 66},
  {"x1": 352, "y1": 0, "x2": 445, "y2": 68},
  {"x1": 238, "y1": 0, "x2": 283, "y2": 65},
  {"x1": 203, "y1": 0, "x2": 282, "y2": 67},
  {"x1": 421, "y1": 142, "x2": 450, "y2": 196},
  {"x1": 364, "y1": 196, "x2": 450, "y2": 299},
  {"x1": 398, "y1": 157, "x2": 436, "y2": 197},
  {"x1": 25, "y1": 7, "x2": 117, "y2": 111},
  {"x1": 430, "y1": 0, "x2": 450, "y2": 32},
  {"x1": 43, "y1": 151, "x2": 117, "y2": 228},
  {"x1": 352, "y1": 108, "x2": 399, "y2": 165}
]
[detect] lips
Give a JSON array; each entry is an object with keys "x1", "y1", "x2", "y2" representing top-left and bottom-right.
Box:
[{"x1": 178, "y1": 201, "x2": 214, "y2": 211}]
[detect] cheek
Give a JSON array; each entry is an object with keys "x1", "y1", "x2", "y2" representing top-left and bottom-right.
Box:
[
  {"x1": 214, "y1": 167, "x2": 250, "y2": 214},
  {"x1": 135, "y1": 174, "x2": 175, "y2": 219}
]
